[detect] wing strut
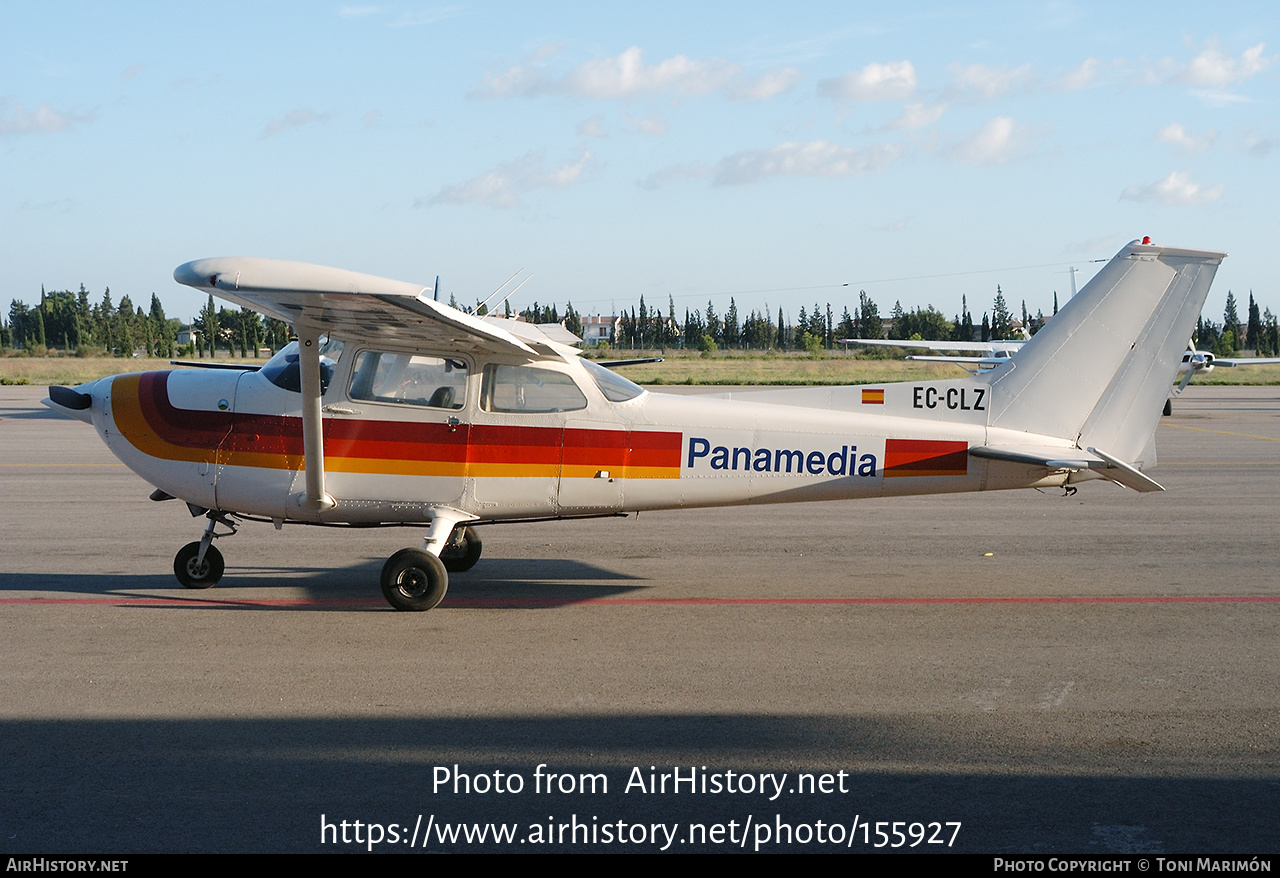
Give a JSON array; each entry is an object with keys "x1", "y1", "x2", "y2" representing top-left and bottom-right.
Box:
[{"x1": 297, "y1": 327, "x2": 335, "y2": 512}]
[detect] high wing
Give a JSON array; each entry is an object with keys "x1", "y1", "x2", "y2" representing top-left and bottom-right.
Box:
[
  {"x1": 174, "y1": 257, "x2": 538, "y2": 357},
  {"x1": 173, "y1": 256, "x2": 566, "y2": 517}
]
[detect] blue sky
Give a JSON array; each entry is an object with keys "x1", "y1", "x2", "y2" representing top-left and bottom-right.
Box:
[{"x1": 2, "y1": 2, "x2": 1274, "y2": 327}]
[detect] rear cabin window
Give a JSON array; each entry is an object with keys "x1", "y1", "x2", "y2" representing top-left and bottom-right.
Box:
[
  {"x1": 481, "y1": 364, "x2": 587, "y2": 413},
  {"x1": 349, "y1": 352, "x2": 468, "y2": 409}
]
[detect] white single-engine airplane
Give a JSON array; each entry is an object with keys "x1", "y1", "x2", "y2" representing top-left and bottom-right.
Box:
[{"x1": 44, "y1": 239, "x2": 1223, "y2": 611}]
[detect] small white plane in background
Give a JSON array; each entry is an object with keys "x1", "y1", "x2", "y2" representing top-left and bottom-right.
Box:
[
  {"x1": 838, "y1": 336, "x2": 1027, "y2": 371},
  {"x1": 844, "y1": 335, "x2": 1280, "y2": 415},
  {"x1": 45, "y1": 239, "x2": 1223, "y2": 611}
]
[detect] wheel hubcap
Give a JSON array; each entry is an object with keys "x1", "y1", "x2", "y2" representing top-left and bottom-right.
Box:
[{"x1": 396, "y1": 569, "x2": 428, "y2": 598}]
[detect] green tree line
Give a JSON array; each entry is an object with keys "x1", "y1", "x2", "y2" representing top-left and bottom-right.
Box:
[{"x1": 3, "y1": 287, "x2": 291, "y2": 358}]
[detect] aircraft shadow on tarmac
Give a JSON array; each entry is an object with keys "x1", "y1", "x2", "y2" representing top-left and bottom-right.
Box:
[
  {"x1": 0, "y1": 558, "x2": 647, "y2": 610},
  {"x1": 0, "y1": 405, "x2": 75, "y2": 421},
  {"x1": 2, "y1": 712, "x2": 1276, "y2": 853}
]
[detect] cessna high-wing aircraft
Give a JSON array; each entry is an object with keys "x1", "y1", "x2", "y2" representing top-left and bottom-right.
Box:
[{"x1": 44, "y1": 239, "x2": 1223, "y2": 611}]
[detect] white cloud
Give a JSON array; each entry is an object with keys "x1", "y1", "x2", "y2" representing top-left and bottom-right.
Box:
[
  {"x1": 565, "y1": 48, "x2": 733, "y2": 97},
  {"x1": 1180, "y1": 42, "x2": 1270, "y2": 88},
  {"x1": 1189, "y1": 89, "x2": 1253, "y2": 108},
  {"x1": 1120, "y1": 171, "x2": 1224, "y2": 206},
  {"x1": 951, "y1": 116, "x2": 1023, "y2": 164},
  {"x1": 886, "y1": 102, "x2": 946, "y2": 131},
  {"x1": 391, "y1": 7, "x2": 462, "y2": 27},
  {"x1": 1054, "y1": 58, "x2": 1101, "y2": 91},
  {"x1": 339, "y1": 5, "x2": 379, "y2": 17},
  {"x1": 946, "y1": 63, "x2": 1034, "y2": 101},
  {"x1": 575, "y1": 110, "x2": 668, "y2": 139},
  {"x1": 712, "y1": 140, "x2": 903, "y2": 186},
  {"x1": 639, "y1": 162, "x2": 713, "y2": 191},
  {"x1": 472, "y1": 46, "x2": 795, "y2": 101},
  {"x1": 1156, "y1": 122, "x2": 1215, "y2": 154},
  {"x1": 262, "y1": 108, "x2": 329, "y2": 138},
  {"x1": 577, "y1": 114, "x2": 608, "y2": 138},
  {"x1": 817, "y1": 61, "x2": 917, "y2": 101},
  {"x1": 729, "y1": 66, "x2": 801, "y2": 101},
  {"x1": 423, "y1": 150, "x2": 597, "y2": 208},
  {"x1": 622, "y1": 110, "x2": 668, "y2": 136},
  {"x1": 1245, "y1": 133, "x2": 1272, "y2": 157},
  {"x1": 0, "y1": 100, "x2": 89, "y2": 135},
  {"x1": 1132, "y1": 41, "x2": 1272, "y2": 102}
]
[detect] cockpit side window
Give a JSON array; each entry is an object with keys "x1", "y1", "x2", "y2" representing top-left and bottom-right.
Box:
[
  {"x1": 480, "y1": 364, "x2": 588, "y2": 413},
  {"x1": 348, "y1": 351, "x2": 468, "y2": 409}
]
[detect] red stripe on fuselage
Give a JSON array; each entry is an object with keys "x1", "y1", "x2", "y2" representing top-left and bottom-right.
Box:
[{"x1": 130, "y1": 371, "x2": 682, "y2": 470}]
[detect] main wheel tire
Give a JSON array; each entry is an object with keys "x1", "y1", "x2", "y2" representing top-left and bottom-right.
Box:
[
  {"x1": 1163, "y1": 398, "x2": 1173, "y2": 417},
  {"x1": 440, "y1": 526, "x2": 482, "y2": 573},
  {"x1": 174, "y1": 542, "x2": 224, "y2": 589},
  {"x1": 381, "y1": 548, "x2": 449, "y2": 612}
]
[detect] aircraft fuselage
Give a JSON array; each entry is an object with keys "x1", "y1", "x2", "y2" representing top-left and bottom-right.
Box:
[{"x1": 82, "y1": 352, "x2": 1065, "y2": 526}]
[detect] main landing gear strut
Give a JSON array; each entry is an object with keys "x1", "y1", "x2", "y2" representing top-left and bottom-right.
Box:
[
  {"x1": 379, "y1": 514, "x2": 481, "y2": 612},
  {"x1": 167, "y1": 509, "x2": 482, "y2": 611}
]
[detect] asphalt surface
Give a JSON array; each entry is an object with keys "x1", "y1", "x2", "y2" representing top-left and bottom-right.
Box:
[{"x1": 1, "y1": 383, "x2": 1278, "y2": 854}]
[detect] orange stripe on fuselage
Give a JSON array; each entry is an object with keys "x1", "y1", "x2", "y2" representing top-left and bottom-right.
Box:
[{"x1": 112, "y1": 371, "x2": 682, "y2": 479}]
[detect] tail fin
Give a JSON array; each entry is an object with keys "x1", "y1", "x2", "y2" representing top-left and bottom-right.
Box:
[{"x1": 985, "y1": 240, "x2": 1225, "y2": 463}]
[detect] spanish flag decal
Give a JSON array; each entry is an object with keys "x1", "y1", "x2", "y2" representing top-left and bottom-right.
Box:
[
  {"x1": 861, "y1": 388, "x2": 885, "y2": 405},
  {"x1": 883, "y1": 438, "x2": 968, "y2": 477}
]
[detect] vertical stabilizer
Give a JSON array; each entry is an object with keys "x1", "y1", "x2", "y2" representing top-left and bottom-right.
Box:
[{"x1": 985, "y1": 240, "x2": 1225, "y2": 463}]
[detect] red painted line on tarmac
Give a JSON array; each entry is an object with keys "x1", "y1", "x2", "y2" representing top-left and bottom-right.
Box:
[
  {"x1": 459, "y1": 595, "x2": 1280, "y2": 607},
  {"x1": 0, "y1": 597, "x2": 378, "y2": 608},
  {"x1": 2, "y1": 595, "x2": 1279, "y2": 609}
]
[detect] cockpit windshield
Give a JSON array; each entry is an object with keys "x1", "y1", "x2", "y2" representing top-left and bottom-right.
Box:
[
  {"x1": 580, "y1": 358, "x2": 646, "y2": 403},
  {"x1": 259, "y1": 337, "x2": 345, "y2": 393}
]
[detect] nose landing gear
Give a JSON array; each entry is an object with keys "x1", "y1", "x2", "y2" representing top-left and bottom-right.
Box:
[{"x1": 173, "y1": 511, "x2": 236, "y2": 589}]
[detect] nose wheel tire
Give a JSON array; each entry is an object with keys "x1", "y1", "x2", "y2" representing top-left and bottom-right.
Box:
[
  {"x1": 381, "y1": 548, "x2": 449, "y2": 611},
  {"x1": 440, "y1": 526, "x2": 482, "y2": 573},
  {"x1": 174, "y1": 542, "x2": 224, "y2": 589}
]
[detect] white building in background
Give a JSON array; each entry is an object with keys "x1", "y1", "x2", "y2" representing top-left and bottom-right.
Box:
[{"x1": 580, "y1": 314, "x2": 618, "y2": 344}]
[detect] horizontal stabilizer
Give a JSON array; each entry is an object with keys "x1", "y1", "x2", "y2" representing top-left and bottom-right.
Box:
[
  {"x1": 1087, "y1": 446, "x2": 1164, "y2": 493},
  {"x1": 970, "y1": 444, "x2": 1164, "y2": 492}
]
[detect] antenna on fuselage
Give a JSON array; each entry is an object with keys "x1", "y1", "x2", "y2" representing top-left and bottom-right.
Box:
[
  {"x1": 433, "y1": 275, "x2": 440, "y2": 302},
  {"x1": 477, "y1": 268, "x2": 524, "y2": 314},
  {"x1": 491, "y1": 274, "x2": 533, "y2": 314}
]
